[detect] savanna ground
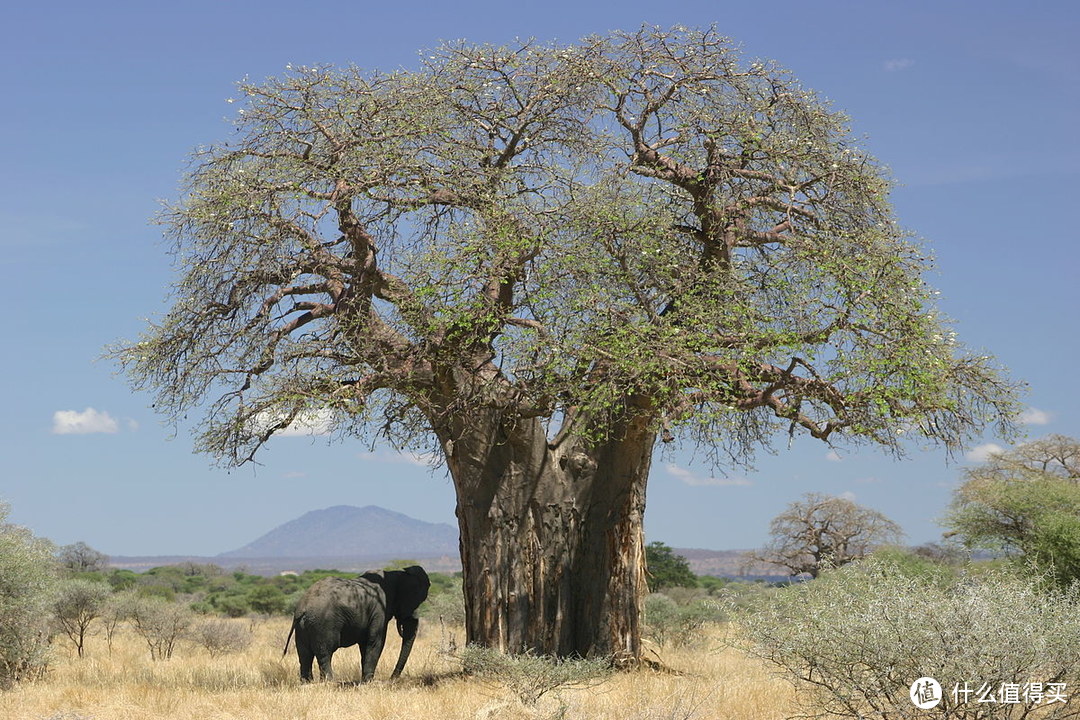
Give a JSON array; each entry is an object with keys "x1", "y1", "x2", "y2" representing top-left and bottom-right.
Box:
[{"x1": 1, "y1": 619, "x2": 793, "y2": 720}]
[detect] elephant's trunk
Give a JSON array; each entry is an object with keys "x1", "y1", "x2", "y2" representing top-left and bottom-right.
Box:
[{"x1": 390, "y1": 616, "x2": 419, "y2": 678}]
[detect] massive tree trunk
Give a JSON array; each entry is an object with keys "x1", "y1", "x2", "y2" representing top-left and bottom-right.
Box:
[{"x1": 436, "y1": 407, "x2": 655, "y2": 661}]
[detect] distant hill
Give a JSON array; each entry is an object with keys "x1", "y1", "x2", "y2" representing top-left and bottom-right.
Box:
[
  {"x1": 111, "y1": 504, "x2": 782, "y2": 580},
  {"x1": 676, "y1": 547, "x2": 792, "y2": 581},
  {"x1": 218, "y1": 505, "x2": 459, "y2": 560}
]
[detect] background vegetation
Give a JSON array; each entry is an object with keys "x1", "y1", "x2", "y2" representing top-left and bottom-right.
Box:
[{"x1": 5, "y1": 436, "x2": 1080, "y2": 718}]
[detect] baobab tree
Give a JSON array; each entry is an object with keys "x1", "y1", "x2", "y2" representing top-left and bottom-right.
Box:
[
  {"x1": 115, "y1": 26, "x2": 1019, "y2": 661},
  {"x1": 750, "y1": 493, "x2": 904, "y2": 579}
]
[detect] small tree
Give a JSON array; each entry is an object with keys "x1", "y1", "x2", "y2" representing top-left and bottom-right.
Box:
[
  {"x1": 750, "y1": 493, "x2": 903, "y2": 578},
  {"x1": 945, "y1": 434, "x2": 1080, "y2": 588},
  {"x1": 0, "y1": 503, "x2": 56, "y2": 687},
  {"x1": 52, "y1": 578, "x2": 111, "y2": 658},
  {"x1": 129, "y1": 596, "x2": 194, "y2": 661},
  {"x1": 99, "y1": 591, "x2": 136, "y2": 653},
  {"x1": 56, "y1": 542, "x2": 109, "y2": 575},
  {"x1": 645, "y1": 542, "x2": 697, "y2": 591}
]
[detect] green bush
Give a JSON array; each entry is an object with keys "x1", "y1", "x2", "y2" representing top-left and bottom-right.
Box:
[
  {"x1": 0, "y1": 503, "x2": 57, "y2": 688},
  {"x1": 422, "y1": 581, "x2": 466, "y2": 627},
  {"x1": 459, "y1": 645, "x2": 612, "y2": 706},
  {"x1": 738, "y1": 558, "x2": 1080, "y2": 719},
  {"x1": 643, "y1": 592, "x2": 721, "y2": 649},
  {"x1": 246, "y1": 584, "x2": 287, "y2": 616}
]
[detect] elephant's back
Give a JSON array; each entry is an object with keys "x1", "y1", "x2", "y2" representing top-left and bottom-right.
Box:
[{"x1": 294, "y1": 576, "x2": 383, "y2": 617}]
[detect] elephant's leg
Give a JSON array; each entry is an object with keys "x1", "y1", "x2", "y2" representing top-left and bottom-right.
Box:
[
  {"x1": 317, "y1": 651, "x2": 334, "y2": 681},
  {"x1": 359, "y1": 634, "x2": 385, "y2": 683},
  {"x1": 295, "y1": 636, "x2": 316, "y2": 682},
  {"x1": 298, "y1": 647, "x2": 315, "y2": 682}
]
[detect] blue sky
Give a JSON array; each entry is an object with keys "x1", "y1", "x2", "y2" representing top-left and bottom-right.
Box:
[{"x1": 2, "y1": 1, "x2": 1077, "y2": 557}]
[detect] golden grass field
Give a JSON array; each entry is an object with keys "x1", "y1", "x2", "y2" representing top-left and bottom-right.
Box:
[{"x1": 0, "y1": 619, "x2": 797, "y2": 720}]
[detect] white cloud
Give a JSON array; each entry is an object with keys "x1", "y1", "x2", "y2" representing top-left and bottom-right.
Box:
[
  {"x1": 825, "y1": 450, "x2": 843, "y2": 462},
  {"x1": 52, "y1": 408, "x2": 120, "y2": 435},
  {"x1": 839, "y1": 491, "x2": 857, "y2": 502},
  {"x1": 258, "y1": 409, "x2": 335, "y2": 437},
  {"x1": 665, "y1": 463, "x2": 752, "y2": 487},
  {"x1": 965, "y1": 443, "x2": 1005, "y2": 463},
  {"x1": 358, "y1": 450, "x2": 440, "y2": 467},
  {"x1": 1019, "y1": 407, "x2": 1052, "y2": 426},
  {"x1": 884, "y1": 58, "x2": 915, "y2": 72}
]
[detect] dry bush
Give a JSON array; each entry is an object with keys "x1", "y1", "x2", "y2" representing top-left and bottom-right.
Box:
[
  {"x1": 459, "y1": 645, "x2": 613, "y2": 706},
  {"x1": 738, "y1": 557, "x2": 1080, "y2": 719},
  {"x1": 128, "y1": 596, "x2": 194, "y2": 661},
  {"x1": 190, "y1": 618, "x2": 253, "y2": 657}
]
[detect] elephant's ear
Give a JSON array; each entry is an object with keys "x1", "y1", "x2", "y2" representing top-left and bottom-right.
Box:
[{"x1": 395, "y1": 565, "x2": 430, "y2": 618}]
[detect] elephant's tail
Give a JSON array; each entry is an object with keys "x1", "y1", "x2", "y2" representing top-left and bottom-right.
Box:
[{"x1": 282, "y1": 617, "x2": 298, "y2": 658}]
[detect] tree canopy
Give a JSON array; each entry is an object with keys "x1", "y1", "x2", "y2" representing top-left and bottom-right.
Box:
[
  {"x1": 645, "y1": 541, "x2": 698, "y2": 590},
  {"x1": 115, "y1": 26, "x2": 1020, "y2": 657},
  {"x1": 117, "y1": 25, "x2": 1017, "y2": 468},
  {"x1": 945, "y1": 435, "x2": 1080, "y2": 587}
]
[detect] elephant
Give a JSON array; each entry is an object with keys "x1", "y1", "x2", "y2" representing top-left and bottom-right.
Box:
[{"x1": 283, "y1": 565, "x2": 430, "y2": 683}]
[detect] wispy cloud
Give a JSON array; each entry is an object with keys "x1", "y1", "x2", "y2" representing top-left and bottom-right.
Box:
[
  {"x1": 966, "y1": 443, "x2": 1005, "y2": 463},
  {"x1": 665, "y1": 463, "x2": 752, "y2": 487},
  {"x1": 257, "y1": 409, "x2": 334, "y2": 437},
  {"x1": 358, "y1": 450, "x2": 440, "y2": 468},
  {"x1": 1019, "y1": 407, "x2": 1053, "y2": 426},
  {"x1": 52, "y1": 408, "x2": 120, "y2": 435},
  {"x1": 884, "y1": 58, "x2": 915, "y2": 72},
  {"x1": 825, "y1": 450, "x2": 843, "y2": 462}
]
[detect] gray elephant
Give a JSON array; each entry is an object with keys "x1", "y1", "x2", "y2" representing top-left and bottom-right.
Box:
[{"x1": 283, "y1": 565, "x2": 430, "y2": 682}]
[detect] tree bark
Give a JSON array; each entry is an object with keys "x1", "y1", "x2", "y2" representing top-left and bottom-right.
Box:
[{"x1": 436, "y1": 409, "x2": 654, "y2": 661}]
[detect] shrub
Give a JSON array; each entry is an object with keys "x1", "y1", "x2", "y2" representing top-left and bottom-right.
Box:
[
  {"x1": 423, "y1": 581, "x2": 466, "y2": 626},
  {"x1": 737, "y1": 557, "x2": 1080, "y2": 719},
  {"x1": 0, "y1": 503, "x2": 57, "y2": 688},
  {"x1": 643, "y1": 593, "x2": 721, "y2": 649},
  {"x1": 459, "y1": 645, "x2": 612, "y2": 706},
  {"x1": 245, "y1": 585, "x2": 287, "y2": 616},
  {"x1": 190, "y1": 619, "x2": 253, "y2": 657}
]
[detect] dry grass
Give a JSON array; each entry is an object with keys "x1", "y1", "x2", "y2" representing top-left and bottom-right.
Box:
[{"x1": 0, "y1": 619, "x2": 796, "y2": 720}]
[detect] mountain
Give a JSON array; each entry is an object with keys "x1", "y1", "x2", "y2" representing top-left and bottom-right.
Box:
[{"x1": 218, "y1": 505, "x2": 459, "y2": 560}]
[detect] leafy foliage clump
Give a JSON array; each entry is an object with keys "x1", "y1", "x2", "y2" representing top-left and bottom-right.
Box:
[
  {"x1": 946, "y1": 434, "x2": 1080, "y2": 588},
  {"x1": 642, "y1": 593, "x2": 722, "y2": 649},
  {"x1": 0, "y1": 503, "x2": 56, "y2": 688},
  {"x1": 645, "y1": 541, "x2": 698, "y2": 590},
  {"x1": 738, "y1": 558, "x2": 1080, "y2": 719}
]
